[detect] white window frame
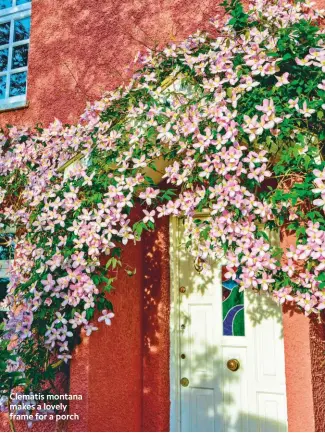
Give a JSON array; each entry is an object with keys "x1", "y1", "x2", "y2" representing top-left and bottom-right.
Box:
[{"x1": 0, "y1": 0, "x2": 31, "y2": 111}]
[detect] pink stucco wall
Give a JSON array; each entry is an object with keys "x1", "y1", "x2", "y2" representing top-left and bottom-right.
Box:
[
  {"x1": 310, "y1": 318, "x2": 325, "y2": 432},
  {"x1": 283, "y1": 306, "x2": 315, "y2": 432},
  {"x1": 142, "y1": 216, "x2": 170, "y2": 431},
  {"x1": 68, "y1": 213, "x2": 170, "y2": 432},
  {"x1": 282, "y1": 295, "x2": 325, "y2": 433},
  {"x1": 281, "y1": 227, "x2": 325, "y2": 433},
  {"x1": 0, "y1": 0, "x2": 226, "y2": 128},
  {"x1": 69, "y1": 208, "x2": 144, "y2": 432}
]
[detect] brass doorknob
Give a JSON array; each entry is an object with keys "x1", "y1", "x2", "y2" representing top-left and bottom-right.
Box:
[
  {"x1": 227, "y1": 359, "x2": 240, "y2": 372},
  {"x1": 180, "y1": 377, "x2": 189, "y2": 387}
]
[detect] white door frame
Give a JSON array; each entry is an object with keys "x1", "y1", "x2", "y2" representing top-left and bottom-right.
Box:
[
  {"x1": 170, "y1": 214, "x2": 212, "y2": 431},
  {"x1": 170, "y1": 216, "x2": 181, "y2": 432}
]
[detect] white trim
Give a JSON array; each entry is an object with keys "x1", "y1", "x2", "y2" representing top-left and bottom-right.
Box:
[{"x1": 169, "y1": 216, "x2": 181, "y2": 432}]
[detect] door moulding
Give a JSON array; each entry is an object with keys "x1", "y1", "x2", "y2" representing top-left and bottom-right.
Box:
[{"x1": 169, "y1": 216, "x2": 181, "y2": 432}]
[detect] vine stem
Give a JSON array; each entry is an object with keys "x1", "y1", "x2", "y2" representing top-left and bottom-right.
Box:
[{"x1": 7, "y1": 398, "x2": 15, "y2": 432}]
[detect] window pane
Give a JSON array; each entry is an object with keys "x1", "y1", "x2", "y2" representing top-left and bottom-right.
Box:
[
  {"x1": 12, "y1": 44, "x2": 28, "y2": 69},
  {"x1": 9, "y1": 71, "x2": 26, "y2": 96},
  {"x1": 0, "y1": 22, "x2": 10, "y2": 46},
  {"x1": 0, "y1": 0, "x2": 12, "y2": 9},
  {"x1": 14, "y1": 17, "x2": 30, "y2": 42},
  {"x1": 0, "y1": 75, "x2": 6, "y2": 99},
  {"x1": 0, "y1": 277, "x2": 9, "y2": 321},
  {"x1": 222, "y1": 277, "x2": 245, "y2": 336},
  {"x1": 0, "y1": 48, "x2": 8, "y2": 71},
  {"x1": 0, "y1": 234, "x2": 14, "y2": 260},
  {"x1": 16, "y1": 0, "x2": 31, "y2": 4}
]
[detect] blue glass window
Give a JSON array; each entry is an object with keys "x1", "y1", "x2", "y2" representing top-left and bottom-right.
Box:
[
  {"x1": 0, "y1": 233, "x2": 15, "y2": 260},
  {"x1": 0, "y1": 1, "x2": 12, "y2": 9},
  {"x1": 0, "y1": 1, "x2": 31, "y2": 108},
  {"x1": 0, "y1": 75, "x2": 6, "y2": 98},
  {"x1": 0, "y1": 0, "x2": 31, "y2": 8},
  {"x1": 14, "y1": 17, "x2": 30, "y2": 42}
]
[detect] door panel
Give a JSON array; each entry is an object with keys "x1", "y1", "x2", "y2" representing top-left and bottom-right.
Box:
[
  {"x1": 256, "y1": 393, "x2": 287, "y2": 432},
  {"x1": 190, "y1": 388, "x2": 216, "y2": 432},
  {"x1": 175, "y1": 219, "x2": 288, "y2": 432},
  {"x1": 221, "y1": 346, "x2": 248, "y2": 432},
  {"x1": 188, "y1": 304, "x2": 214, "y2": 379}
]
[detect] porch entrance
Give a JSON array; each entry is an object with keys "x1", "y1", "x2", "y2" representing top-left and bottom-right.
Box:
[{"x1": 170, "y1": 218, "x2": 288, "y2": 432}]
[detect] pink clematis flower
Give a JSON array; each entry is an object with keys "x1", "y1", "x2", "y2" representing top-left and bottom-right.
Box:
[
  {"x1": 41, "y1": 274, "x2": 55, "y2": 292},
  {"x1": 275, "y1": 72, "x2": 290, "y2": 87},
  {"x1": 98, "y1": 310, "x2": 115, "y2": 326}
]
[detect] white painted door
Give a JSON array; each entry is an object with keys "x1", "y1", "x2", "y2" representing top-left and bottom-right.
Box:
[{"x1": 171, "y1": 220, "x2": 288, "y2": 432}]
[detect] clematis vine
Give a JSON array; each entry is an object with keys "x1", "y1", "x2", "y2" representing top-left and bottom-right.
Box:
[{"x1": 1, "y1": 0, "x2": 325, "y2": 406}]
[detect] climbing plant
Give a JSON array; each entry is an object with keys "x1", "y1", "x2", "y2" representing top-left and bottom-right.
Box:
[{"x1": 1, "y1": 0, "x2": 325, "y2": 409}]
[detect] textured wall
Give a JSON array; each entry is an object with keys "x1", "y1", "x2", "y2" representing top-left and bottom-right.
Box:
[
  {"x1": 69, "y1": 206, "x2": 144, "y2": 432},
  {"x1": 69, "y1": 217, "x2": 171, "y2": 432},
  {"x1": 309, "y1": 318, "x2": 325, "y2": 432},
  {"x1": 281, "y1": 226, "x2": 325, "y2": 433},
  {"x1": 282, "y1": 305, "x2": 315, "y2": 432},
  {"x1": 142, "y1": 217, "x2": 170, "y2": 432},
  {"x1": 0, "y1": 0, "x2": 225, "y2": 128},
  {"x1": 282, "y1": 304, "x2": 325, "y2": 433}
]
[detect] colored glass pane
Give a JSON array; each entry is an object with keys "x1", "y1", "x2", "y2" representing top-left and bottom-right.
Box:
[{"x1": 222, "y1": 278, "x2": 245, "y2": 336}]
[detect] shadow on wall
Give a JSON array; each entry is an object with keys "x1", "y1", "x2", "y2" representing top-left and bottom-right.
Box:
[
  {"x1": 142, "y1": 215, "x2": 171, "y2": 431},
  {"x1": 143, "y1": 216, "x2": 170, "y2": 356}
]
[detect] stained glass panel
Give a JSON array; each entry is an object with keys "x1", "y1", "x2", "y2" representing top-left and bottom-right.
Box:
[{"x1": 222, "y1": 277, "x2": 245, "y2": 336}]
